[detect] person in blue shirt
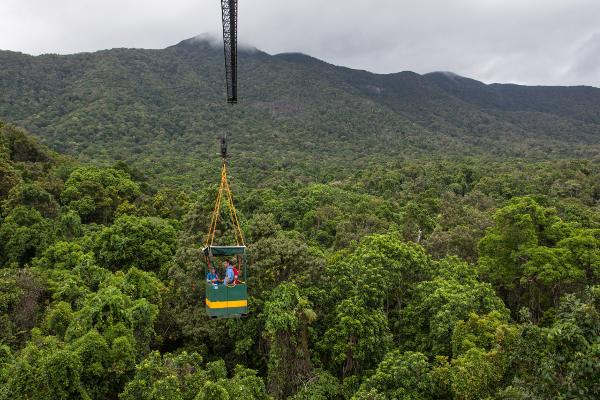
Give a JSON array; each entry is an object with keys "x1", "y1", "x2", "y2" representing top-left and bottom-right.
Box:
[
  {"x1": 223, "y1": 260, "x2": 235, "y2": 286},
  {"x1": 206, "y1": 266, "x2": 220, "y2": 285}
]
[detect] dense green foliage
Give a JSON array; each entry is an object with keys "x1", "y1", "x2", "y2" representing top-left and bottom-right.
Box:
[
  {"x1": 1, "y1": 38, "x2": 600, "y2": 190},
  {"x1": 1, "y1": 119, "x2": 599, "y2": 399}
]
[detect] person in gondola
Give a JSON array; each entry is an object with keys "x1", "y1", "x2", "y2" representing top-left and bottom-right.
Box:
[
  {"x1": 232, "y1": 263, "x2": 240, "y2": 284},
  {"x1": 223, "y1": 260, "x2": 235, "y2": 286},
  {"x1": 207, "y1": 266, "x2": 220, "y2": 285}
]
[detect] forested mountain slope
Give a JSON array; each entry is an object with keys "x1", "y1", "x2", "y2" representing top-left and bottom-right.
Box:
[
  {"x1": 1, "y1": 120, "x2": 600, "y2": 399},
  {"x1": 1, "y1": 37, "x2": 600, "y2": 187}
]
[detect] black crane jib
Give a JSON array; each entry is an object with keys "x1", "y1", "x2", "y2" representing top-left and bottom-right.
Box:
[{"x1": 220, "y1": 0, "x2": 238, "y2": 104}]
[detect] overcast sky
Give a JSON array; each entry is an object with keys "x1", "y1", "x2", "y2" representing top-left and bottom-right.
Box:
[{"x1": 1, "y1": 0, "x2": 599, "y2": 87}]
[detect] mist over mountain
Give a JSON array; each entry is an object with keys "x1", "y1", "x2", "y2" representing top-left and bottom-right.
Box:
[{"x1": 1, "y1": 36, "x2": 599, "y2": 186}]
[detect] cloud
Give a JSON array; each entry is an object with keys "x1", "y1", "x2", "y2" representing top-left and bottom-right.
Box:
[
  {"x1": 189, "y1": 33, "x2": 221, "y2": 48},
  {"x1": 0, "y1": 0, "x2": 598, "y2": 87},
  {"x1": 567, "y1": 32, "x2": 600, "y2": 84}
]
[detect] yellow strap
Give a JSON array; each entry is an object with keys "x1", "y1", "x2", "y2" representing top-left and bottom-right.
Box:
[
  {"x1": 205, "y1": 159, "x2": 245, "y2": 248},
  {"x1": 205, "y1": 167, "x2": 224, "y2": 247}
]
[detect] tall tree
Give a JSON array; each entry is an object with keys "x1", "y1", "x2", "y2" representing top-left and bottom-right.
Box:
[{"x1": 263, "y1": 283, "x2": 316, "y2": 399}]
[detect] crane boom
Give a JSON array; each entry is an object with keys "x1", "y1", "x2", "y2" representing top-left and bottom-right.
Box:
[{"x1": 220, "y1": 0, "x2": 238, "y2": 104}]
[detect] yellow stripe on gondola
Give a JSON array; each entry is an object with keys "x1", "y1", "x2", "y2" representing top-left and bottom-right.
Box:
[{"x1": 206, "y1": 299, "x2": 248, "y2": 309}]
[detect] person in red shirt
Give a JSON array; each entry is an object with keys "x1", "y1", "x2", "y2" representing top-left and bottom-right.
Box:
[{"x1": 232, "y1": 264, "x2": 240, "y2": 284}]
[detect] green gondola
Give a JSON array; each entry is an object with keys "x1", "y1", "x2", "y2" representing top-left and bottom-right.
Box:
[{"x1": 203, "y1": 245, "x2": 248, "y2": 318}]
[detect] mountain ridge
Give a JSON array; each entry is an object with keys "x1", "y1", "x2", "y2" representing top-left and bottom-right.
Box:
[{"x1": 5, "y1": 36, "x2": 599, "y2": 89}]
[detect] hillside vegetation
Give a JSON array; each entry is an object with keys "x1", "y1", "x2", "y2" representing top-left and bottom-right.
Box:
[
  {"x1": 1, "y1": 120, "x2": 599, "y2": 399},
  {"x1": 1, "y1": 38, "x2": 600, "y2": 188}
]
